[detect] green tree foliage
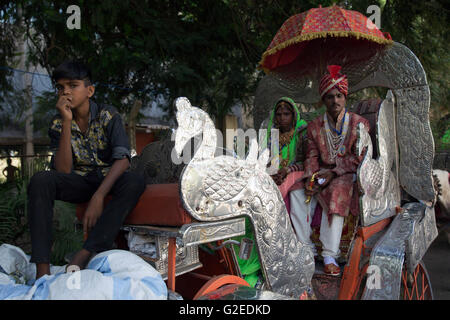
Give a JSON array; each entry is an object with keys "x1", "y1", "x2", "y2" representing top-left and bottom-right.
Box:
[
  {"x1": 0, "y1": 159, "x2": 83, "y2": 265},
  {"x1": 6, "y1": 1, "x2": 340, "y2": 122},
  {"x1": 0, "y1": 179, "x2": 28, "y2": 245},
  {"x1": 1, "y1": 1, "x2": 448, "y2": 129},
  {"x1": 0, "y1": 4, "x2": 19, "y2": 103},
  {"x1": 14, "y1": 0, "x2": 262, "y2": 122},
  {"x1": 0, "y1": 3, "x2": 29, "y2": 120},
  {"x1": 381, "y1": 0, "x2": 449, "y2": 110},
  {"x1": 349, "y1": 0, "x2": 449, "y2": 150}
]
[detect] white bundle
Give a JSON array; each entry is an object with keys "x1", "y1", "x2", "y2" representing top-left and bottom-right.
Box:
[{"x1": 0, "y1": 244, "x2": 167, "y2": 300}]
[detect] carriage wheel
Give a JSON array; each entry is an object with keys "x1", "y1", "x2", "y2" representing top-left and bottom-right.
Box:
[
  {"x1": 400, "y1": 261, "x2": 433, "y2": 300},
  {"x1": 351, "y1": 260, "x2": 433, "y2": 300},
  {"x1": 193, "y1": 275, "x2": 250, "y2": 300}
]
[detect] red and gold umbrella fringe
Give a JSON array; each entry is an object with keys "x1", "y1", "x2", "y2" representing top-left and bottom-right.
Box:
[{"x1": 259, "y1": 30, "x2": 393, "y2": 70}]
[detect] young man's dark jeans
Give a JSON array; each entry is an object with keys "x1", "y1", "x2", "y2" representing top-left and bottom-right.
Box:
[{"x1": 27, "y1": 169, "x2": 146, "y2": 264}]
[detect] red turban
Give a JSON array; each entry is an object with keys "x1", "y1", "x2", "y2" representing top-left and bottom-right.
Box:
[{"x1": 319, "y1": 65, "x2": 348, "y2": 98}]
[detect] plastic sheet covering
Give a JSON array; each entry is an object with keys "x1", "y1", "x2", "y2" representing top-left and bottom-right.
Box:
[{"x1": 0, "y1": 244, "x2": 167, "y2": 300}]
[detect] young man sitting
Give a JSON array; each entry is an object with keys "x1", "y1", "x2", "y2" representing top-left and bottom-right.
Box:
[
  {"x1": 289, "y1": 65, "x2": 370, "y2": 276},
  {"x1": 28, "y1": 61, "x2": 145, "y2": 279}
]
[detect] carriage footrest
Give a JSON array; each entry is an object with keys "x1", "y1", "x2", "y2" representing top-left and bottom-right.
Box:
[{"x1": 122, "y1": 217, "x2": 246, "y2": 279}]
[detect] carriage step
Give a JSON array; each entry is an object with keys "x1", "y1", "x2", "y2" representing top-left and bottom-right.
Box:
[{"x1": 311, "y1": 273, "x2": 342, "y2": 300}]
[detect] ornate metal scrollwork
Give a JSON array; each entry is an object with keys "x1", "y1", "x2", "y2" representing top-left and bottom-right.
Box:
[
  {"x1": 347, "y1": 43, "x2": 434, "y2": 202},
  {"x1": 124, "y1": 227, "x2": 202, "y2": 281},
  {"x1": 361, "y1": 209, "x2": 414, "y2": 300},
  {"x1": 362, "y1": 202, "x2": 438, "y2": 300},
  {"x1": 175, "y1": 98, "x2": 315, "y2": 298},
  {"x1": 403, "y1": 203, "x2": 438, "y2": 273},
  {"x1": 179, "y1": 218, "x2": 246, "y2": 247},
  {"x1": 394, "y1": 85, "x2": 435, "y2": 202},
  {"x1": 356, "y1": 91, "x2": 400, "y2": 226}
]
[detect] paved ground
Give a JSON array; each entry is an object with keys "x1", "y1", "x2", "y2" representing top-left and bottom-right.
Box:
[{"x1": 423, "y1": 231, "x2": 450, "y2": 300}]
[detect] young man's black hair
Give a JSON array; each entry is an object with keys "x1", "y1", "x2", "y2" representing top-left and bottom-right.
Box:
[{"x1": 52, "y1": 60, "x2": 92, "y2": 86}]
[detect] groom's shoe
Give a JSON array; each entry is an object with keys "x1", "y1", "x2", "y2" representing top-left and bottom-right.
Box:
[{"x1": 324, "y1": 263, "x2": 341, "y2": 276}]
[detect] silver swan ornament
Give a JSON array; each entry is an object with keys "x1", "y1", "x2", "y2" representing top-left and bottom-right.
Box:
[{"x1": 173, "y1": 97, "x2": 315, "y2": 298}]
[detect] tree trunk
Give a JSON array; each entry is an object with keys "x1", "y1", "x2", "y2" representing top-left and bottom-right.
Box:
[
  {"x1": 24, "y1": 84, "x2": 34, "y2": 177},
  {"x1": 17, "y1": 6, "x2": 34, "y2": 177},
  {"x1": 127, "y1": 99, "x2": 142, "y2": 156}
]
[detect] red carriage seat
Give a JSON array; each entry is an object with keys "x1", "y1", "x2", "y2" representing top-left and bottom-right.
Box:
[
  {"x1": 76, "y1": 172, "x2": 304, "y2": 228},
  {"x1": 76, "y1": 183, "x2": 194, "y2": 227}
]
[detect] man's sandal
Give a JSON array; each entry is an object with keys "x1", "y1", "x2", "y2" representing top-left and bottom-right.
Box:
[{"x1": 324, "y1": 263, "x2": 341, "y2": 276}]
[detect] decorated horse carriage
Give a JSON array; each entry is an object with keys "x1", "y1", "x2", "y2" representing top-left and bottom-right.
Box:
[{"x1": 77, "y1": 5, "x2": 439, "y2": 300}]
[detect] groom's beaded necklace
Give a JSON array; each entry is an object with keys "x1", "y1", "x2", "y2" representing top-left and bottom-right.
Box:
[{"x1": 324, "y1": 110, "x2": 350, "y2": 161}]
